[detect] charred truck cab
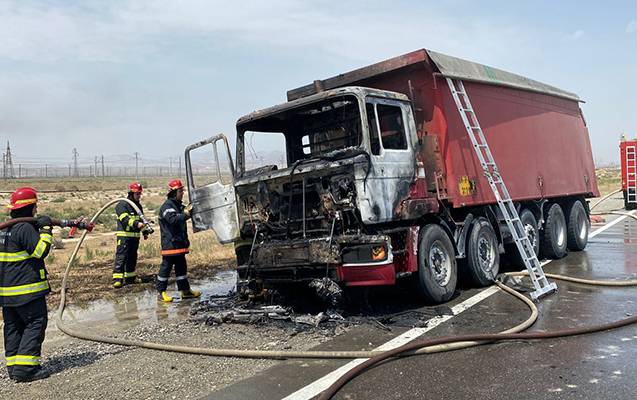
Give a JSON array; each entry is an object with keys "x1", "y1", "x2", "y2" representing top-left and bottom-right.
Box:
[{"x1": 186, "y1": 49, "x2": 599, "y2": 303}]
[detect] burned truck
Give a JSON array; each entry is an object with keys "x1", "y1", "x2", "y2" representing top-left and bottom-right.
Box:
[{"x1": 185, "y1": 48, "x2": 599, "y2": 303}]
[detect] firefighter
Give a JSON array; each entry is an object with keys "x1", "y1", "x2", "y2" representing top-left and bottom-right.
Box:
[
  {"x1": 156, "y1": 179, "x2": 200, "y2": 302},
  {"x1": 1, "y1": 187, "x2": 53, "y2": 382},
  {"x1": 113, "y1": 182, "x2": 149, "y2": 288}
]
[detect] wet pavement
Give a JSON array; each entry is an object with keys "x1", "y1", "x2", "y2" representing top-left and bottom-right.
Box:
[
  {"x1": 209, "y1": 212, "x2": 637, "y2": 400},
  {"x1": 0, "y1": 270, "x2": 237, "y2": 350}
]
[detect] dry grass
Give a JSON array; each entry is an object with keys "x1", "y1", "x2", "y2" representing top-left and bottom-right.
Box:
[
  {"x1": 0, "y1": 177, "x2": 235, "y2": 307},
  {"x1": 596, "y1": 167, "x2": 622, "y2": 196}
]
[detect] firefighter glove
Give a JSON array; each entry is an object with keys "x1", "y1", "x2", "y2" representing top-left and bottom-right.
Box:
[{"x1": 184, "y1": 203, "x2": 193, "y2": 219}]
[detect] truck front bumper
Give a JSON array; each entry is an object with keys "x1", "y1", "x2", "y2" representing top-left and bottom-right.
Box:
[{"x1": 236, "y1": 234, "x2": 396, "y2": 286}]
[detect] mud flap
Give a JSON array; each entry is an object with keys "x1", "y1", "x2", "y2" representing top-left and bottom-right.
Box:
[{"x1": 185, "y1": 134, "x2": 240, "y2": 243}]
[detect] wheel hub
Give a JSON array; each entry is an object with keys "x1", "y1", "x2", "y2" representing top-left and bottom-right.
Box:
[
  {"x1": 429, "y1": 241, "x2": 451, "y2": 286},
  {"x1": 477, "y1": 236, "x2": 495, "y2": 272}
]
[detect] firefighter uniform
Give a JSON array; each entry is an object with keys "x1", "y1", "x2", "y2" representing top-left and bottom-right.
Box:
[
  {"x1": 157, "y1": 197, "x2": 191, "y2": 293},
  {"x1": 1, "y1": 217, "x2": 52, "y2": 380},
  {"x1": 113, "y1": 200, "x2": 144, "y2": 284},
  {"x1": 156, "y1": 179, "x2": 200, "y2": 302}
]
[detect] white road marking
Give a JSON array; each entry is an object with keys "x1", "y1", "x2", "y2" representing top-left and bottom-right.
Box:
[{"x1": 282, "y1": 211, "x2": 635, "y2": 400}]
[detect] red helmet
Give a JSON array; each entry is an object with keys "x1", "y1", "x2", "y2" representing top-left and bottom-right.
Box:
[
  {"x1": 129, "y1": 182, "x2": 143, "y2": 193},
  {"x1": 8, "y1": 187, "x2": 38, "y2": 210},
  {"x1": 168, "y1": 179, "x2": 184, "y2": 191}
]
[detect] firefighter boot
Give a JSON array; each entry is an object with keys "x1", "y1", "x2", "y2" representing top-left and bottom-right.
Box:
[
  {"x1": 158, "y1": 291, "x2": 173, "y2": 303},
  {"x1": 181, "y1": 289, "x2": 201, "y2": 299},
  {"x1": 113, "y1": 280, "x2": 123, "y2": 288},
  {"x1": 13, "y1": 367, "x2": 50, "y2": 383}
]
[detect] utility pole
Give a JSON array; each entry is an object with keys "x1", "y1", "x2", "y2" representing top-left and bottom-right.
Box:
[
  {"x1": 68, "y1": 164, "x2": 71, "y2": 177},
  {"x1": 45, "y1": 164, "x2": 48, "y2": 178},
  {"x1": 94, "y1": 157, "x2": 98, "y2": 177},
  {"x1": 18, "y1": 164, "x2": 21, "y2": 179},
  {"x1": 72, "y1": 148, "x2": 79, "y2": 177},
  {"x1": 178, "y1": 156, "x2": 182, "y2": 178},
  {"x1": 4, "y1": 142, "x2": 15, "y2": 179},
  {"x1": 101, "y1": 155, "x2": 105, "y2": 178},
  {"x1": 134, "y1": 152, "x2": 139, "y2": 180}
]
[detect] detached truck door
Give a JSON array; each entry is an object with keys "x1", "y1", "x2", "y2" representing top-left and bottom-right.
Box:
[{"x1": 184, "y1": 134, "x2": 240, "y2": 244}]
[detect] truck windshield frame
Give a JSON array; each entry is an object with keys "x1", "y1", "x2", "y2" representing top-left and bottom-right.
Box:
[{"x1": 236, "y1": 94, "x2": 367, "y2": 176}]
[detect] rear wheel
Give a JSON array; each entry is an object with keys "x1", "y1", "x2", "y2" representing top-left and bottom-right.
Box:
[
  {"x1": 415, "y1": 224, "x2": 457, "y2": 303},
  {"x1": 466, "y1": 217, "x2": 499, "y2": 286},
  {"x1": 506, "y1": 209, "x2": 539, "y2": 266},
  {"x1": 540, "y1": 203, "x2": 567, "y2": 259},
  {"x1": 565, "y1": 199, "x2": 589, "y2": 251}
]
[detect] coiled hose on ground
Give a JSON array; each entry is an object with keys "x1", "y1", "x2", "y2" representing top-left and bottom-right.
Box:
[{"x1": 51, "y1": 194, "x2": 637, "y2": 399}]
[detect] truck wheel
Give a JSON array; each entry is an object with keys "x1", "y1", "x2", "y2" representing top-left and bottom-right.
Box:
[
  {"x1": 565, "y1": 200, "x2": 589, "y2": 251},
  {"x1": 415, "y1": 224, "x2": 457, "y2": 303},
  {"x1": 466, "y1": 217, "x2": 499, "y2": 286},
  {"x1": 505, "y1": 209, "x2": 539, "y2": 266},
  {"x1": 540, "y1": 203, "x2": 567, "y2": 259}
]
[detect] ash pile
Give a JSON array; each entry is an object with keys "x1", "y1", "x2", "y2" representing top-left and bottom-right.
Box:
[{"x1": 188, "y1": 278, "x2": 350, "y2": 335}]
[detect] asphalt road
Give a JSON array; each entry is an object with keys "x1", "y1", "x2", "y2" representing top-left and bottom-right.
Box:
[{"x1": 209, "y1": 211, "x2": 637, "y2": 400}]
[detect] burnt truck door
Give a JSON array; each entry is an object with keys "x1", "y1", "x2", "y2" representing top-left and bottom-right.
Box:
[
  {"x1": 184, "y1": 134, "x2": 240, "y2": 244},
  {"x1": 361, "y1": 97, "x2": 417, "y2": 223}
]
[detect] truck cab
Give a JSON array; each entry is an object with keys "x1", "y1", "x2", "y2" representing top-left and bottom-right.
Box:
[{"x1": 185, "y1": 86, "x2": 432, "y2": 288}]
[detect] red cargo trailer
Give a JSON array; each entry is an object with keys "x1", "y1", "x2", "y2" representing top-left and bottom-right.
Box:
[
  {"x1": 620, "y1": 137, "x2": 637, "y2": 209},
  {"x1": 187, "y1": 48, "x2": 600, "y2": 303}
]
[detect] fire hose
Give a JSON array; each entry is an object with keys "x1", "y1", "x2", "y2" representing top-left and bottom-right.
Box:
[{"x1": 41, "y1": 194, "x2": 637, "y2": 398}]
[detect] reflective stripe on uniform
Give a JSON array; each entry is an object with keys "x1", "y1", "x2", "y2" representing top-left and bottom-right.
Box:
[
  {"x1": 113, "y1": 272, "x2": 136, "y2": 279},
  {"x1": 176, "y1": 275, "x2": 187, "y2": 280},
  {"x1": 127, "y1": 216, "x2": 138, "y2": 228},
  {"x1": 6, "y1": 355, "x2": 41, "y2": 366},
  {"x1": 116, "y1": 231, "x2": 141, "y2": 238},
  {"x1": 0, "y1": 251, "x2": 31, "y2": 262},
  {"x1": 0, "y1": 280, "x2": 49, "y2": 297},
  {"x1": 31, "y1": 233, "x2": 53, "y2": 259},
  {"x1": 162, "y1": 208, "x2": 177, "y2": 217},
  {"x1": 161, "y1": 248, "x2": 189, "y2": 255},
  {"x1": 157, "y1": 276, "x2": 168, "y2": 281},
  {"x1": 118, "y1": 212, "x2": 130, "y2": 221}
]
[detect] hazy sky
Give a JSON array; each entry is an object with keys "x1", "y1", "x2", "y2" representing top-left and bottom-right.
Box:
[{"x1": 0, "y1": 0, "x2": 635, "y2": 166}]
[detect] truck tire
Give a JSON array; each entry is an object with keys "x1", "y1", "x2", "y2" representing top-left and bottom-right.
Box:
[
  {"x1": 415, "y1": 224, "x2": 457, "y2": 303},
  {"x1": 540, "y1": 203, "x2": 567, "y2": 259},
  {"x1": 505, "y1": 209, "x2": 539, "y2": 267},
  {"x1": 466, "y1": 217, "x2": 499, "y2": 286},
  {"x1": 565, "y1": 199, "x2": 589, "y2": 251}
]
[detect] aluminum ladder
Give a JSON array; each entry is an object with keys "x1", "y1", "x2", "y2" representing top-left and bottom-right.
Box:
[
  {"x1": 627, "y1": 145, "x2": 637, "y2": 205},
  {"x1": 446, "y1": 78, "x2": 557, "y2": 301}
]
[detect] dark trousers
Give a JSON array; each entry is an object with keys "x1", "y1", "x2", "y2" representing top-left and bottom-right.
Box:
[
  {"x1": 156, "y1": 254, "x2": 191, "y2": 292},
  {"x1": 3, "y1": 296, "x2": 48, "y2": 378},
  {"x1": 113, "y1": 237, "x2": 140, "y2": 283}
]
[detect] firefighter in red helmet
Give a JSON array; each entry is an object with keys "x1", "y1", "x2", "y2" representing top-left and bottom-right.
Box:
[
  {"x1": 113, "y1": 182, "x2": 151, "y2": 288},
  {"x1": 156, "y1": 179, "x2": 200, "y2": 302},
  {"x1": 1, "y1": 188, "x2": 53, "y2": 382}
]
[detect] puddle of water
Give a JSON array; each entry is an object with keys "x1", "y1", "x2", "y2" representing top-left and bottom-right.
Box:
[{"x1": 55, "y1": 270, "x2": 237, "y2": 331}]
